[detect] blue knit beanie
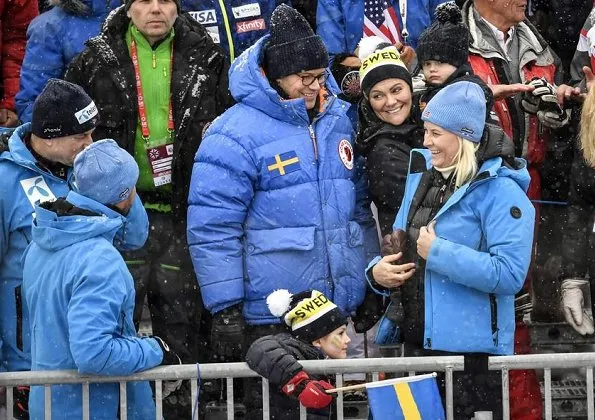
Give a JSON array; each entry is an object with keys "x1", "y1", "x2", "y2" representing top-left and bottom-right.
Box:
[
  {"x1": 73, "y1": 139, "x2": 139, "y2": 206},
  {"x1": 421, "y1": 81, "x2": 486, "y2": 143}
]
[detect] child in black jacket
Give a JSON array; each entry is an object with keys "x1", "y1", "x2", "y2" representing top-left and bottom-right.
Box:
[{"x1": 246, "y1": 290, "x2": 350, "y2": 420}]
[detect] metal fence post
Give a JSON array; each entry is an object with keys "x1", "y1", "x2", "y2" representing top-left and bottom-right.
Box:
[
  {"x1": 445, "y1": 366, "x2": 454, "y2": 420},
  {"x1": 155, "y1": 380, "x2": 163, "y2": 420},
  {"x1": 501, "y1": 367, "x2": 509, "y2": 420},
  {"x1": 587, "y1": 367, "x2": 594, "y2": 420}
]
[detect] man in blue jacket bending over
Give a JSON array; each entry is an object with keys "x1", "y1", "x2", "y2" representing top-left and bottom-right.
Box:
[
  {"x1": 22, "y1": 139, "x2": 180, "y2": 420},
  {"x1": 0, "y1": 79, "x2": 148, "y2": 419}
]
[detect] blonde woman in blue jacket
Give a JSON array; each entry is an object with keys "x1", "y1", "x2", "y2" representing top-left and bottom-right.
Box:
[{"x1": 367, "y1": 81, "x2": 535, "y2": 418}]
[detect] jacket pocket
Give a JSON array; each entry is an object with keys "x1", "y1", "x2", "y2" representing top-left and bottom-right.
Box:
[
  {"x1": 347, "y1": 221, "x2": 364, "y2": 248},
  {"x1": 15, "y1": 286, "x2": 23, "y2": 351},
  {"x1": 245, "y1": 226, "x2": 316, "y2": 255}
]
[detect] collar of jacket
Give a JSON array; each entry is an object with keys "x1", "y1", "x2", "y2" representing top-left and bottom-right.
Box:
[
  {"x1": 1, "y1": 123, "x2": 73, "y2": 183},
  {"x1": 463, "y1": 1, "x2": 553, "y2": 66},
  {"x1": 128, "y1": 22, "x2": 175, "y2": 50}
]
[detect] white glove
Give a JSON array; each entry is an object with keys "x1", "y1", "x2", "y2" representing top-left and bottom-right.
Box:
[
  {"x1": 562, "y1": 278, "x2": 595, "y2": 336},
  {"x1": 162, "y1": 378, "x2": 182, "y2": 399}
]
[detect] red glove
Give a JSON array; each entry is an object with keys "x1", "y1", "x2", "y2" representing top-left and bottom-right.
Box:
[{"x1": 282, "y1": 371, "x2": 333, "y2": 409}]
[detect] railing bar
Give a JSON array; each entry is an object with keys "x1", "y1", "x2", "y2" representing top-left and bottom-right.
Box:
[
  {"x1": 372, "y1": 372, "x2": 379, "y2": 382},
  {"x1": 82, "y1": 382, "x2": 90, "y2": 420},
  {"x1": 299, "y1": 403, "x2": 307, "y2": 420},
  {"x1": 6, "y1": 387, "x2": 13, "y2": 420},
  {"x1": 445, "y1": 367, "x2": 454, "y2": 420},
  {"x1": 336, "y1": 373, "x2": 344, "y2": 420},
  {"x1": 226, "y1": 377, "x2": 234, "y2": 420},
  {"x1": 119, "y1": 381, "x2": 127, "y2": 420},
  {"x1": 262, "y1": 378, "x2": 270, "y2": 420},
  {"x1": 587, "y1": 367, "x2": 594, "y2": 420},
  {"x1": 502, "y1": 368, "x2": 509, "y2": 420},
  {"x1": 544, "y1": 368, "x2": 552, "y2": 420},
  {"x1": 155, "y1": 380, "x2": 163, "y2": 420},
  {"x1": 43, "y1": 385, "x2": 51, "y2": 420},
  {"x1": 191, "y1": 379, "x2": 198, "y2": 420},
  {"x1": 408, "y1": 371, "x2": 415, "y2": 376}
]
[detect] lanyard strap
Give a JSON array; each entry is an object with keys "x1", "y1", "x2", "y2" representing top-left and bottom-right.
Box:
[
  {"x1": 399, "y1": 0, "x2": 408, "y2": 40},
  {"x1": 130, "y1": 39, "x2": 174, "y2": 143}
]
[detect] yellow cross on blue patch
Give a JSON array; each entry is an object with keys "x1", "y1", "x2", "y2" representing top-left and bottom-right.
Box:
[{"x1": 266, "y1": 151, "x2": 300, "y2": 177}]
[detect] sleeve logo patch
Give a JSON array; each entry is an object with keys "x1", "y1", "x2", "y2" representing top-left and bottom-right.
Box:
[
  {"x1": 20, "y1": 176, "x2": 57, "y2": 208},
  {"x1": 266, "y1": 151, "x2": 300, "y2": 177},
  {"x1": 338, "y1": 139, "x2": 354, "y2": 170}
]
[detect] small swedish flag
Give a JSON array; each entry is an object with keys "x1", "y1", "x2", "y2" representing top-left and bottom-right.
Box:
[{"x1": 266, "y1": 151, "x2": 300, "y2": 177}]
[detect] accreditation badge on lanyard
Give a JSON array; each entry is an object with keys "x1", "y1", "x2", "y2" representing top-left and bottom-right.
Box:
[{"x1": 131, "y1": 38, "x2": 175, "y2": 187}]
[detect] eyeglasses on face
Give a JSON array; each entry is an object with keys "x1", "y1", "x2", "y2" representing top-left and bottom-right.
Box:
[{"x1": 299, "y1": 72, "x2": 327, "y2": 87}]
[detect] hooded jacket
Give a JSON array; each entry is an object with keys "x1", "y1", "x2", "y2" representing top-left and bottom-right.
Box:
[
  {"x1": 0, "y1": 123, "x2": 148, "y2": 372},
  {"x1": 65, "y1": 6, "x2": 232, "y2": 227},
  {"x1": 317, "y1": 0, "x2": 447, "y2": 54},
  {"x1": 0, "y1": 0, "x2": 37, "y2": 112},
  {"x1": 15, "y1": 0, "x2": 121, "y2": 122},
  {"x1": 367, "y1": 124, "x2": 535, "y2": 354},
  {"x1": 23, "y1": 192, "x2": 161, "y2": 420},
  {"x1": 187, "y1": 36, "x2": 379, "y2": 322}
]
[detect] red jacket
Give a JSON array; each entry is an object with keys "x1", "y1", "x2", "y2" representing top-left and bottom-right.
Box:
[
  {"x1": 0, "y1": 0, "x2": 38, "y2": 111},
  {"x1": 462, "y1": 1, "x2": 561, "y2": 201}
]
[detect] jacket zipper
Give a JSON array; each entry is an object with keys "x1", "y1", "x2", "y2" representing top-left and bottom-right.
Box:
[
  {"x1": 217, "y1": 0, "x2": 235, "y2": 62},
  {"x1": 438, "y1": 184, "x2": 447, "y2": 204},
  {"x1": 15, "y1": 286, "x2": 23, "y2": 351},
  {"x1": 489, "y1": 294, "x2": 499, "y2": 347},
  {"x1": 308, "y1": 125, "x2": 318, "y2": 160}
]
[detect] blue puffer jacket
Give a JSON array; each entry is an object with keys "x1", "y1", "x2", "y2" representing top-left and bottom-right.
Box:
[
  {"x1": 0, "y1": 123, "x2": 148, "y2": 372},
  {"x1": 180, "y1": 0, "x2": 288, "y2": 62},
  {"x1": 368, "y1": 149, "x2": 534, "y2": 355},
  {"x1": 317, "y1": 0, "x2": 447, "y2": 54},
  {"x1": 23, "y1": 191, "x2": 161, "y2": 420},
  {"x1": 187, "y1": 36, "x2": 379, "y2": 323},
  {"x1": 15, "y1": 0, "x2": 121, "y2": 122}
]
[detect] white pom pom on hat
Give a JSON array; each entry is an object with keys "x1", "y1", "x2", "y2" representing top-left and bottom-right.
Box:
[
  {"x1": 357, "y1": 36, "x2": 392, "y2": 60},
  {"x1": 266, "y1": 289, "x2": 294, "y2": 318}
]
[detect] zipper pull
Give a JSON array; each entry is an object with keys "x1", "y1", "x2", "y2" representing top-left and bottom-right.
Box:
[
  {"x1": 308, "y1": 125, "x2": 318, "y2": 160},
  {"x1": 152, "y1": 51, "x2": 156, "y2": 69},
  {"x1": 439, "y1": 184, "x2": 447, "y2": 204}
]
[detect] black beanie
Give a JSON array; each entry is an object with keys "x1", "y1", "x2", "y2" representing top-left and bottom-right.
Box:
[
  {"x1": 265, "y1": 5, "x2": 329, "y2": 80},
  {"x1": 267, "y1": 289, "x2": 347, "y2": 342},
  {"x1": 416, "y1": 2, "x2": 470, "y2": 68},
  {"x1": 125, "y1": 0, "x2": 180, "y2": 12},
  {"x1": 31, "y1": 79, "x2": 99, "y2": 140}
]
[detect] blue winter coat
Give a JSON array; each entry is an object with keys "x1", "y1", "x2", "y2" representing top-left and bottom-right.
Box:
[
  {"x1": 180, "y1": 0, "x2": 289, "y2": 62},
  {"x1": 15, "y1": 0, "x2": 121, "y2": 122},
  {"x1": 0, "y1": 123, "x2": 148, "y2": 371},
  {"x1": 23, "y1": 191, "x2": 161, "y2": 420},
  {"x1": 317, "y1": 0, "x2": 447, "y2": 54},
  {"x1": 187, "y1": 36, "x2": 379, "y2": 323},
  {"x1": 368, "y1": 149, "x2": 534, "y2": 355}
]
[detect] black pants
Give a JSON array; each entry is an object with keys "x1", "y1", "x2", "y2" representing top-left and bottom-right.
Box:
[
  {"x1": 123, "y1": 210, "x2": 205, "y2": 419},
  {"x1": 404, "y1": 344, "x2": 503, "y2": 420}
]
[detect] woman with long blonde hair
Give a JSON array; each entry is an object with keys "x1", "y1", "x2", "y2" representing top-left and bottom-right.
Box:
[
  {"x1": 559, "y1": 87, "x2": 595, "y2": 336},
  {"x1": 366, "y1": 81, "x2": 535, "y2": 417}
]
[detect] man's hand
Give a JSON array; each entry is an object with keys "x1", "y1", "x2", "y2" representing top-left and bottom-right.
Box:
[
  {"x1": 0, "y1": 109, "x2": 18, "y2": 127},
  {"x1": 211, "y1": 304, "x2": 245, "y2": 362},
  {"x1": 562, "y1": 279, "x2": 595, "y2": 336},
  {"x1": 416, "y1": 221, "x2": 436, "y2": 260},
  {"x1": 557, "y1": 66, "x2": 595, "y2": 105},
  {"x1": 371, "y1": 253, "x2": 415, "y2": 288},
  {"x1": 491, "y1": 83, "x2": 535, "y2": 101}
]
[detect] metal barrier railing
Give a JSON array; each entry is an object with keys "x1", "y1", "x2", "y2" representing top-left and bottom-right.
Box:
[
  {"x1": 489, "y1": 352, "x2": 595, "y2": 420},
  {"x1": 0, "y1": 356, "x2": 464, "y2": 420}
]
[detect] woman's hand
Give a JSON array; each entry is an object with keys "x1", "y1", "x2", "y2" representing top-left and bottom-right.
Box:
[
  {"x1": 417, "y1": 221, "x2": 436, "y2": 260},
  {"x1": 490, "y1": 83, "x2": 534, "y2": 100},
  {"x1": 372, "y1": 253, "x2": 415, "y2": 288}
]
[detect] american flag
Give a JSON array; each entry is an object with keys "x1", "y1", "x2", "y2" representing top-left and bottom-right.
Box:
[{"x1": 363, "y1": 0, "x2": 403, "y2": 44}]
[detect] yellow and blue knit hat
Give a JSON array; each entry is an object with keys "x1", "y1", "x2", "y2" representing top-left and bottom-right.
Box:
[
  {"x1": 358, "y1": 37, "x2": 412, "y2": 97},
  {"x1": 267, "y1": 289, "x2": 347, "y2": 342}
]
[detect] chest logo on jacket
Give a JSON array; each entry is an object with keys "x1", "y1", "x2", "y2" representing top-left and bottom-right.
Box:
[
  {"x1": 232, "y1": 3, "x2": 261, "y2": 19},
  {"x1": 266, "y1": 151, "x2": 300, "y2": 177},
  {"x1": 236, "y1": 19, "x2": 266, "y2": 33},
  {"x1": 20, "y1": 176, "x2": 56, "y2": 208},
  {"x1": 338, "y1": 139, "x2": 353, "y2": 170},
  {"x1": 189, "y1": 10, "x2": 218, "y2": 25}
]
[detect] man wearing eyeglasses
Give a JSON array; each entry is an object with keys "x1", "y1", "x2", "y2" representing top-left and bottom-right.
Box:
[{"x1": 187, "y1": 8, "x2": 379, "y2": 417}]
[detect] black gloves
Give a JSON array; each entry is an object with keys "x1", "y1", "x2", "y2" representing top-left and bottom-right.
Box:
[
  {"x1": 520, "y1": 77, "x2": 570, "y2": 129},
  {"x1": 153, "y1": 336, "x2": 182, "y2": 366},
  {"x1": 211, "y1": 304, "x2": 245, "y2": 362}
]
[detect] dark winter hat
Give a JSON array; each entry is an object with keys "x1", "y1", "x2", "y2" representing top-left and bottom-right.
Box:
[
  {"x1": 125, "y1": 0, "x2": 180, "y2": 12},
  {"x1": 416, "y1": 2, "x2": 470, "y2": 68},
  {"x1": 422, "y1": 81, "x2": 486, "y2": 143},
  {"x1": 264, "y1": 5, "x2": 329, "y2": 79},
  {"x1": 31, "y1": 79, "x2": 99, "y2": 140},
  {"x1": 358, "y1": 37, "x2": 412, "y2": 97},
  {"x1": 267, "y1": 289, "x2": 347, "y2": 343},
  {"x1": 74, "y1": 139, "x2": 139, "y2": 206}
]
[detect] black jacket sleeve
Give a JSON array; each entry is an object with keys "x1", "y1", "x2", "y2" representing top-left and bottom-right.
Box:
[
  {"x1": 561, "y1": 154, "x2": 595, "y2": 279},
  {"x1": 246, "y1": 335, "x2": 305, "y2": 391}
]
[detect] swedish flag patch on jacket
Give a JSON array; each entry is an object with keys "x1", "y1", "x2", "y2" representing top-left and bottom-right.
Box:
[{"x1": 266, "y1": 151, "x2": 300, "y2": 177}]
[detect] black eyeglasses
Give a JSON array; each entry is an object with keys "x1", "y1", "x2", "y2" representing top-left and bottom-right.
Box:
[{"x1": 299, "y1": 72, "x2": 327, "y2": 87}]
